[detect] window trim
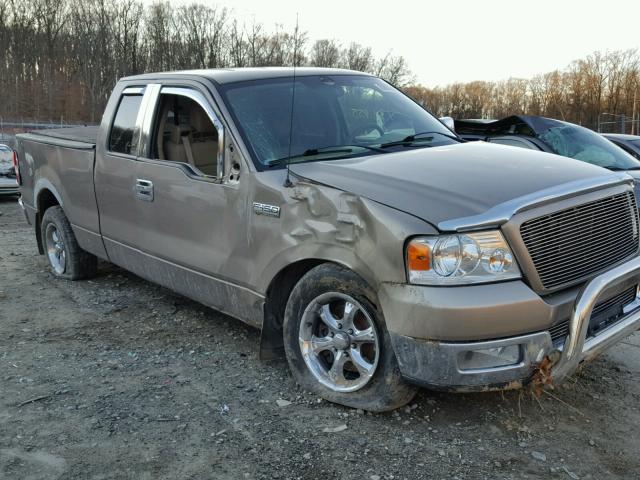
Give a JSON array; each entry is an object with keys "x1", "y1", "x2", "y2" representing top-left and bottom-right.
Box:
[
  {"x1": 141, "y1": 85, "x2": 226, "y2": 182},
  {"x1": 107, "y1": 88, "x2": 147, "y2": 157}
]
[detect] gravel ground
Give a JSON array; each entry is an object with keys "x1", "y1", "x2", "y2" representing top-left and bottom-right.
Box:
[{"x1": 1, "y1": 197, "x2": 640, "y2": 480}]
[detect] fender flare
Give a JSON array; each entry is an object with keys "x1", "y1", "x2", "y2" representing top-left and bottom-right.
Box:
[
  {"x1": 33, "y1": 179, "x2": 64, "y2": 254},
  {"x1": 33, "y1": 178, "x2": 64, "y2": 211}
]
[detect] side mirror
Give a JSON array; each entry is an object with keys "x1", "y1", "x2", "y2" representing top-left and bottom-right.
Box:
[{"x1": 439, "y1": 116, "x2": 455, "y2": 132}]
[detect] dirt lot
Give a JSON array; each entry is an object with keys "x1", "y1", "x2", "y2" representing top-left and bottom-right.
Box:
[{"x1": 1, "y1": 197, "x2": 640, "y2": 480}]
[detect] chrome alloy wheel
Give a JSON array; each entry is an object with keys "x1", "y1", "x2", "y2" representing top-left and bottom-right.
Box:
[
  {"x1": 299, "y1": 292, "x2": 380, "y2": 392},
  {"x1": 45, "y1": 224, "x2": 66, "y2": 275}
]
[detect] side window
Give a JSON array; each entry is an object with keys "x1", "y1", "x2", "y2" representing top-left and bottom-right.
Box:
[
  {"x1": 613, "y1": 141, "x2": 640, "y2": 160},
  {"x1": 151, "y1": 93, "x2": 219, "y2": 177},
  {"x1": 109, "y1": 94, "x2": 143, "y2": 155},
  {"x1": 488, "y1": 137, "x2": 536, "y2": 150}
]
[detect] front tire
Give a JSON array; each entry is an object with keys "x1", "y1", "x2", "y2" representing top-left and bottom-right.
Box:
[
  {"x1": 283, "y1": 264, "x2": 416, "y2": 412},
  {"x1": 41, "y1": 206, "x2": 97, "y2": 280}
]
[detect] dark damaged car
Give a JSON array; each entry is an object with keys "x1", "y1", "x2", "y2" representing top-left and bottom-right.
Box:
[
  {"x1": 455, "y1": 115, "x2": 640, "y2": 198},
  {"x1": 14, "y1": 68, "x2": 640, "y2": 411}
]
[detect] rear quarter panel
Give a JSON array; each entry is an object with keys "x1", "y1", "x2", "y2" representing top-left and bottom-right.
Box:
[{"x1": 16, "y1": 134, "x2": 103, "y2": 255}]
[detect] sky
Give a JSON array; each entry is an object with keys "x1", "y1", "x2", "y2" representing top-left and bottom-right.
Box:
[{"x1": 152, "y1": 0, "x2": 640, "y2": 87}]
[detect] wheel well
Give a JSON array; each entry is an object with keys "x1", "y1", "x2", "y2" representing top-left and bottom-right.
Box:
[
  {"x1": 260, "y1": 259, "x2": 326, "y2": 359},
  {"x1": 35, "y1": 189, "x2": 60, "y2": 254}
]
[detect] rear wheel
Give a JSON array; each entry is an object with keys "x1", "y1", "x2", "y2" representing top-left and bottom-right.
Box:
[
  {"x1": 283, "y1": 263, "x2": 416, "y2": 412},
  {"x1": 41, "y1": 206, "x2": 97, "y2": 280}
]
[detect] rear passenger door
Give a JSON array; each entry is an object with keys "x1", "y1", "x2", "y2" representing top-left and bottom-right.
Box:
[
  {"x1": 95, "y1": 85, "x2": 148, "y2": 260},
  {"x1": 132, "y1": 84, "x2": 251, "y2": 312}
]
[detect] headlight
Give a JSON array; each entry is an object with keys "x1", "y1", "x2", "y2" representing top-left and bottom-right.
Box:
[{"x1": 406, "y1": 231, "x2": 521, "y2": 285}]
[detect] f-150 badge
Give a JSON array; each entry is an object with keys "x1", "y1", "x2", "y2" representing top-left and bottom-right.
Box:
[{"x1": 253, "y1": 202, "x2": 281, "y2": 218}]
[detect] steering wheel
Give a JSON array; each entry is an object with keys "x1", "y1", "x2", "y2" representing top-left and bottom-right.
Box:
[{"x1": 352, "y1": 124, "x2": 384, "y2": 140}]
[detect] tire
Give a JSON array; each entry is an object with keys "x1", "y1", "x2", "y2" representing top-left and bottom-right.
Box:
[
  {"x1": 283, "y1": 263, "x2": 417, "y2": 412},
  {"x1": 41, "y1": 206, "x2": 97, "y2": 280}
]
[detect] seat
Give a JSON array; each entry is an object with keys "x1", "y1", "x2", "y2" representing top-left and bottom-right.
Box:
[
  {"x1": 188, "y1": 105, "x2": 219, "y2": 176},
  {"x1": 157, "y1": 98, "x2": 219, "y2": 177},
  {"x1": 163, "y1": 123, "x2": 192, "y2": 164}
]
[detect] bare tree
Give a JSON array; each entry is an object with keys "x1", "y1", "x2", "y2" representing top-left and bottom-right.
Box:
[
  {"x1": 310, "y1": 39, "x2": 341, "y2": 67},
  {"x1": 378, "y1": 54, "x2": 412, "y2": 87},
  {"x1": 0, "y1": 0, "x2": 416, "y2": 122},
  {"x1": 342, "y1": 43, "x2": 373, "y2": 72}
]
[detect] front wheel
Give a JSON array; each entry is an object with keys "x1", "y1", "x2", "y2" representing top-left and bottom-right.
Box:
[
  {"x1": 41, "y1": 206, "x2": 97, "y2": 280},
  {"x1": 283, "y1": 264, "x2": 416, "y2": 412}
]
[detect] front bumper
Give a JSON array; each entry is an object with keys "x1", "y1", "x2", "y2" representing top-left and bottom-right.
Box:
[
  {"x1": 0, "y1": 186, "x2": 19, "y2": 195},
  {"x1": 390, "y1": 331, "x2": 552, "y2": 391},
  {"x1": 385, "y1": 256, "x2": 640, "y2": 390}
]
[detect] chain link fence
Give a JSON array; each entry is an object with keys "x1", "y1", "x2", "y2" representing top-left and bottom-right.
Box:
[{"x1": 597, "y1": 113, "x2": 640, "y2": 135}]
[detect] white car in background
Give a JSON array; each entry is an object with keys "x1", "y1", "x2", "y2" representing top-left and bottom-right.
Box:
[{"x1": 0, "y1": 144, "x2": 19, "y2": 196}]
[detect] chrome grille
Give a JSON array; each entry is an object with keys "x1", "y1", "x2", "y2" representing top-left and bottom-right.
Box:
[
  {"x1": 549, "y1": 285, "x2": 637, "y2": 343},
  {"x1": 521, "y1": 191, "x2": 639, "y2": 290}
]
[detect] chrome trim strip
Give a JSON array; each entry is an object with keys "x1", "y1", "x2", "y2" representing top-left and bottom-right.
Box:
[
  {"x1": 552, "y1": 255, "x2": 640, "y2": 381},
  {"x1": 137, "y1": 83, "x2": 161, "y2": 158},
  {"x1": 161, "y1": 87, "x2": 226, "y2": 182},
  {"x1": 438, "y1": 173, "x2": 634, "y2": 232},
  {"x1": 123, "y1": 86, "x2": 145, "y2": 95}
]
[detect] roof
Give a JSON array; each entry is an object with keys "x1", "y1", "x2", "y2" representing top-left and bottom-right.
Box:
[
  {"x1": 122, "y1": 67, "x2": 372, "y2": 85},
  {"x1": 602, "y1": 133, "x2": 640, "y2": 141}
]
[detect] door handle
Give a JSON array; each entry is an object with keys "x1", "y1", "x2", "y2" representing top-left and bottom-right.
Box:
[{"x1": 135, "y1": 179, "x2": 154, "y2": 202}]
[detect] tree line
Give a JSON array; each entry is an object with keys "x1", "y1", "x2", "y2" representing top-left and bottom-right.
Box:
[
  {"x1": 2, "y1": 0, "x2": 639, "y2": 133},
  {"x1": 0, "y1": 0, "x2": 412, "y2": 123},
  {"x1": 405, "y1": 49, "x2": 640, "y2": 133}
]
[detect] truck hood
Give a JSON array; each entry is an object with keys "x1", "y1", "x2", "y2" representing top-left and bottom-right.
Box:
[{"x1": 291, "y1": 142, "x2": 623, "y2": 230}]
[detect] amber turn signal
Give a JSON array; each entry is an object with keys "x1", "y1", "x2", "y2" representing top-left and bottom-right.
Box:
[{"x1": 407, "y1": 240, "x2": 431, "y2": 271}]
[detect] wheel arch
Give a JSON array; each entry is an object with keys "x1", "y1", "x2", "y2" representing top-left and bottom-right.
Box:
[
  {"x1": 260, "y1": 258, "x2": 349, "y2": 359},
  {"x1": 34, "y1": 187, "x2": 62, "y2": 254}
]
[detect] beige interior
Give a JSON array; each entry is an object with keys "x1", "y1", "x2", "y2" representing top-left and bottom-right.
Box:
[{"x1": 157, "y1": 96, "x2": 219, "y2": 176}]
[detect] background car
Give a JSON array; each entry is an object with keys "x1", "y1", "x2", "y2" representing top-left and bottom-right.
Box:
[
  {"x1": 603, "y1": 133, "x2": 640, "y2": 160},
  {"x1": 0, "y1": 144, "x2": 14, "y2": 176},
  {"x1": 456, "y1": 114, "x2": 640, "y2": 177},
  {"x1": 455, "y1": 115, "x2": 640, "y2": 200},
  {"x1": 0, "y1": 144, "x2": 19, "y2": 197}
]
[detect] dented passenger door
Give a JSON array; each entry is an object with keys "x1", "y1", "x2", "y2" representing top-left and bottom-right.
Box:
[{"x1": 128, "y1": 81, "x2": 259, "y2": 324}]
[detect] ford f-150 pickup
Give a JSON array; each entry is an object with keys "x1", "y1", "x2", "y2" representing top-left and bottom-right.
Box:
[{"x1": 15, "y1": 68, "x2": 640, "y2": 411}]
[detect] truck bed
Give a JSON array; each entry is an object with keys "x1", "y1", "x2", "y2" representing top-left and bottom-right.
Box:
[{"x1": 26, "y1": 126, "x2": 98, "y2": 147}]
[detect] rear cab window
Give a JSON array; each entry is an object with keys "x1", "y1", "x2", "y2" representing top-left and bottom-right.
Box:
[{"x1": 109, "y1": 93, "x2": 144, "y2": 155}]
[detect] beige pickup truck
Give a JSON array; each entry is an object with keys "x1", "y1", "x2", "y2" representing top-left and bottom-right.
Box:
[{"x1": 15, "y1": 68, "x2": 640, "y2": 411}]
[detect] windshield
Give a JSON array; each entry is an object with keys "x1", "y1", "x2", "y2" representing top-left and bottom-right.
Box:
[
  {"x1": 538, "y1": 124, "x2": 640, "y2": 170},
  {"x1": 220, "y1": 75, "x2": 457, "y2": 167}
]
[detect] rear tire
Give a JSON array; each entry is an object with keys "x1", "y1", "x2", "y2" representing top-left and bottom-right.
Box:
[
  {"x1": 283, "y1": 263, "x2": 417, "y2": 412},
  {"x1": 41, "y1": 206, "x2": 97, "y2": 280}
]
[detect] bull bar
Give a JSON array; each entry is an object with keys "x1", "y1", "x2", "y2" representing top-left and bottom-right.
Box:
[{"x1": 552, "y1": 255, "x2": 640, "y2": 381}]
